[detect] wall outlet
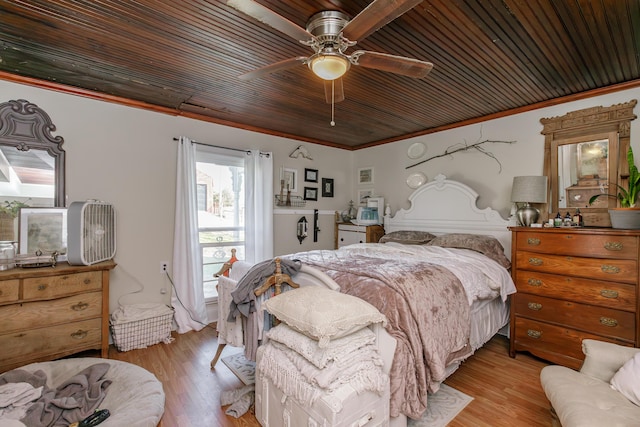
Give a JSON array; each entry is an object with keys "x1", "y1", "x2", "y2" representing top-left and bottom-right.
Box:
[{"x1": 160, "y1": 261, "x2": 168, "y2": 274}]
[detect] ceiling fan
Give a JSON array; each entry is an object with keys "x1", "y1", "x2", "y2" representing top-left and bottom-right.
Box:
[{"x1": 228, "y1": 0, "x2": 433, "y2": 106}]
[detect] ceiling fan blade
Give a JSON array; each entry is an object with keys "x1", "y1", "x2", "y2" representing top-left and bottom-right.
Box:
[
  {"x1": 342, "y1": 0, "x2": 423, "y2": 41},
  {"x1": 324, "y1": 78, "x2": 345, "y2": 104},
  {"x1": 354, "y1": 51, "x2": 433, "y2": 78},
  {"x1": 227, "y1": 0, "x2": 314, "y2": 42},
  {"x1": 239, "y1": 56, "x2": 307, "y2": 81}
]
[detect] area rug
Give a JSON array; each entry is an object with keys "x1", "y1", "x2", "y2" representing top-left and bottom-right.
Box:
[
  {"x1": 221, "y1": 351, "x2": 256, "y2": 385},
  {"x1": 408, "y1": 384, "x2": 473, "y2": 427}
]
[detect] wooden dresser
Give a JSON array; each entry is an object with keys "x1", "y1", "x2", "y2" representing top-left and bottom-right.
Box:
[
  {"x1": 0, "y1": 260, "x2": 116, "y2": 373},
  {"x1": 509, "y1": 227, "x2": 639, "y2": 370},
  {"x1": 335, "y1": 223, "x2": 384, "y2": 249}
]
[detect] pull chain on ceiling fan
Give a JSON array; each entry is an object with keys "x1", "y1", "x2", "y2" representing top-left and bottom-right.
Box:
[{"x1": 228, "y1": 0, "x2": 434, "y2": 124}]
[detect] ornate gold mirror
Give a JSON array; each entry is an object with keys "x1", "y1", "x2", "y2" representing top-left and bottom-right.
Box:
[
  {"x1": 0, "y1": 99, "x2": 65, "y2": 239},
  {"x1": 541, "y1": 100, "x2": 637, "y2": 227}
]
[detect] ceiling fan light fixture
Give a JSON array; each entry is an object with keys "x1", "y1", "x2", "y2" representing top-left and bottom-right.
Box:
[{"x1": 309, "y1": 53, "x2": 350, "y2": 80}]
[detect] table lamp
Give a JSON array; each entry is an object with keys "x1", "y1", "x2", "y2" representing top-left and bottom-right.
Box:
[{"x1": 511, "y1": 176, "x2": 548, "y2": 226}]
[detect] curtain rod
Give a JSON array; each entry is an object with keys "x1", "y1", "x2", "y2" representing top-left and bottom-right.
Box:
[{"x1": 172, "y1": 137, "x2": 270, "y2": 157}]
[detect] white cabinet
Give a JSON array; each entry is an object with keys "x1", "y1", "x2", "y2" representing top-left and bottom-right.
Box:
[{"x1": 335, "y1": 223, "x2": 384, "y2": 249}]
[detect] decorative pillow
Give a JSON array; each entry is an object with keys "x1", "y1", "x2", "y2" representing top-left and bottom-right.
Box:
[
  {"x1": 266, "y1": 323, "x2": 377, "y2": 369},
  {"x1": 378, "y1": 230, "x2": 436, "y2": 245},
  {"x1": 263, "y1": 286, "x2": 387, "y2": 348},
  {"x1": 610, "y1": 352, "x2": 640, "y2": 406},
  {"x1": 426, "y1": 233, "x2": 511, "y2": 269}
]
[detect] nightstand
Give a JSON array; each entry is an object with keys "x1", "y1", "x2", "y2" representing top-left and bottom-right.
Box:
[{"x1": 335, "y1": 223, "x2": 384, "y2": 249}]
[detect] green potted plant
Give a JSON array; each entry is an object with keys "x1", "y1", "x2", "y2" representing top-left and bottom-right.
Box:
[
  {"x1": 0, "y1": 200, "x2": 30, "y2": 241},
  {"x1": 589, "y1": 146, "x2": 640, "y2": 228}
]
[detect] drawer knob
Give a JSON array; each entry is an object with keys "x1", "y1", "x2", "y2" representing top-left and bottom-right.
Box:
[
  {"x1": 527, "y1": 302, "x2": 542, "y2": 311},
  {"x1": 527, "y1": 329, "x2": 542, "y2": 339},
  {"x1": 72, "y1": 302, "x2": 89, "y2": 311},
  {"x1": 604, "y1": 242, "x2": 623, "y2": 251},
  {"x1": 38, "y1": 284, "x2": 47, "y2": 291},
  {"x1": 528, "y1": 257, "x2": 543, "y2": 266},
  {"x1": 601, "y1": 265, "x2": 620, "y2": 274},
  {"x1": 71, "y1": 330, "x2": 88, "y2": 340},
  {"x1": 527, "y1": 278, "x2": 542, "y2": 287},
  {"x1": 600, "y1": 317, "x2": 618, "y2": 327},
  {"x1": 84, "y1": 278, "x2": 91, "y2": 284},
  {"x1": 526, "y1": 238, "x2": 541, "y2": 246},
  {"x1": 600, "y1": 289, "x2": 619, "y2": 299}
]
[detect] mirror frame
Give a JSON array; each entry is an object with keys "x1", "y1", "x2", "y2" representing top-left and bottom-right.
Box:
[
  {"x1": 0, "y1": 99, "x2": 65, "y2": 207},
  {"x1": 541, "y1": 100, "x2": 637, "y2": 227}
]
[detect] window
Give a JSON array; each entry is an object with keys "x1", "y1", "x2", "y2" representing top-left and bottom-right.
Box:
[{"x1": 196, "y1": 147, "x2": 246, "y2": 301}]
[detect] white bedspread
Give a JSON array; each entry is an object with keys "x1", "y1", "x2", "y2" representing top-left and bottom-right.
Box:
[{"x1": 334, "y1": 243, "x2": 516, "y2": 305}]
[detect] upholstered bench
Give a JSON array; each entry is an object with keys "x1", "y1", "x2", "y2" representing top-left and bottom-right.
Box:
[
  {"x1": 0, "y1": 358, "x2": 165, "y2": 427},
  {"x1": 540, "y1": 339, "x2": 640, "y2": 427}
]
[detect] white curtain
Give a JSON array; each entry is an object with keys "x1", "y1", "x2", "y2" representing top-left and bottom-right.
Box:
[
  {"x1": 172, "y1": 136, "x2": 207, "y2": 333},
  {"x1": 244, "y1": 149, "x2": 274, "y2": 263}
]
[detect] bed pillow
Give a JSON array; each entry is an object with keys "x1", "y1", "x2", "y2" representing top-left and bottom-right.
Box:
[
  {"x1": 378, "y1": 230, "x2": 436, "y2": 245},
  {"x1": 426, "y1": 233, "x2": 511, "y2": 269},
  {"x1": 263, "y1": 286, "x2": 387, "y2": 348},
  {"x1": 610, "y1": 352, "x2": 640, "y2": 406}
]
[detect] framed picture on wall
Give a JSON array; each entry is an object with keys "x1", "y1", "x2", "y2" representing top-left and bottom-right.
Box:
[
  {"x1": 322, "y1": 178, "x2": 334, "y2": 197},
  {"x1": 304, "y1": 187, "x2": 318, "y2": 201},
  {"x1": 280, "y1": 167, "x2": 298, "y2": 193},
  {"x1": 358, "y1": 167, "x2": 374, "y2": 185},
  {"x1": 304, "y1": 168, "x2": 318, "y2": 182},
  {"x1": 358, "y1": 188, "x2": 374, "y2": 204}
]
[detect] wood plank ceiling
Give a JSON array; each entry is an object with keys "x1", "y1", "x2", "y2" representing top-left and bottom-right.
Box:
[{"x1": 0, "y1": 0, "x2": 638, "y2": 150}]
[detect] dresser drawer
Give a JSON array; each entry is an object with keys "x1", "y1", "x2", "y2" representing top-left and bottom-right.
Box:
[
  {"x1": 23, "y1": 271, "x2": 102, "y2": 300},
  {"x1": 515, "y1": 251, "x2": 637, "y2": 284},
  {"x1": 0, "y1": 291, "x2": 102, "y2": 333},
  {"x1": 512, "y1": 317, "x2": 621, "y2": 369},
  {"x1": 514, "y1": 270, "x2": 636, "y2": 311},
  {"x1": 0, "y1": 318, "x2": 102, "y2": 369},
  {"x1": 514, "y1": 293, "x2": 635, "y2": 342},
  {"x1": 0, "y1": 279, "x2": 19, "y2": 304},
  {"x1": 338, "y1": 230, "x2": 366, "y2": 247},
  {"x1": 515, "y1": 231, "x2": 638, "y2": 259}
]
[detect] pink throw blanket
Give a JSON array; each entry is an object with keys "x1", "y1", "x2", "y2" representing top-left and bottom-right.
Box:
[{"x1": 289, "y1": 249, "x2": 472, "y2": 419}]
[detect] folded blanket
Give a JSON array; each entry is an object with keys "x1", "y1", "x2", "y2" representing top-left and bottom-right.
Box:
[{"x1": 258, "y1": 339, "x2": 388, "y2": 411}]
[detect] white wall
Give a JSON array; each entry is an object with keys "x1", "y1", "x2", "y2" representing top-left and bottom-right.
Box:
[
  {"x1": 0, "y1": 79, "x2": 352, "y2": 313},
  {"x1": 3, "y1": 78, "x2": 639, "y2": 317},
  {"x1": 359, "y1": 88, "x2": 640, "y2": 220}
]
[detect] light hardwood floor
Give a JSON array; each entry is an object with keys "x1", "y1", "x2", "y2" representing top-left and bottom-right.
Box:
[{"x1": 104, "y1": 324, "x2": 553, "y2": 427}]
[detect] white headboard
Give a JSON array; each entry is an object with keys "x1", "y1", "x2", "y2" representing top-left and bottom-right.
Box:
[{"x1": 384, "y1": 174, "x2": 514, "y2": 258}]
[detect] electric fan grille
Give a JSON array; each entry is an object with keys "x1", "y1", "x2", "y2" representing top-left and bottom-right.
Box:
[{"x1": 67, "y1": 200, "x2": 116, "y2": 265}]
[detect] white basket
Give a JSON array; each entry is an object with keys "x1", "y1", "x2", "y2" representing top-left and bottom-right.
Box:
[{"x1": 110, "y1": 304, "x2": 174, "y2": 352}]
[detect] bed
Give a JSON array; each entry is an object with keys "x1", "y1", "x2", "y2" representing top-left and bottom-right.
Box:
[{"x1": 220, "y1": 174, "x2": 516, "y2": 426}]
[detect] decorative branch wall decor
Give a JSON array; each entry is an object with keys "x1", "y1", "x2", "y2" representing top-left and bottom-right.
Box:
[{"x1": 406, "y1": 139, "x2": 516, "y2": 171}]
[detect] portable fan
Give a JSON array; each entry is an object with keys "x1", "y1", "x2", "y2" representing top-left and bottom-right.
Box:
[{"x1": 67, "y1": 200, "x2": 116, "y2": 265}]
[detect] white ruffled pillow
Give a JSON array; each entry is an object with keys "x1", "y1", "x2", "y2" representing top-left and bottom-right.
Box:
[
  {"x1": 266, "y1": 323, "x2": 377, "y2": 369},
  {"x1": 263, "y1": 286, "x2": 387, "y2": 348},
  {"x1": 610, "y1": 352, "x2": 640, "y2": 406}
]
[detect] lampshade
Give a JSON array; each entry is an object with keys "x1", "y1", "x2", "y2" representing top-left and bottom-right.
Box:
[
  {"x1": 308, "y1": 53, "x2": 350, "y2": 80},
  {"x1": 511, "y1": 176, "x2": 548, "y2": 203},
  {"x1": 511, "y1": 176, "x2": 548, "y2": 226}
]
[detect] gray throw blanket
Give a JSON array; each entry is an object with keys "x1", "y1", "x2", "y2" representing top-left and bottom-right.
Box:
[
  {"x1": 228, "y1": 257, "x2": 302, "y2": 361},
  {"x1": 0, "y1": 363, "x2": 112, "y2": 427},
  {"x1": 227, "y1": 258, "x2": 302, "y2": 321}
]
